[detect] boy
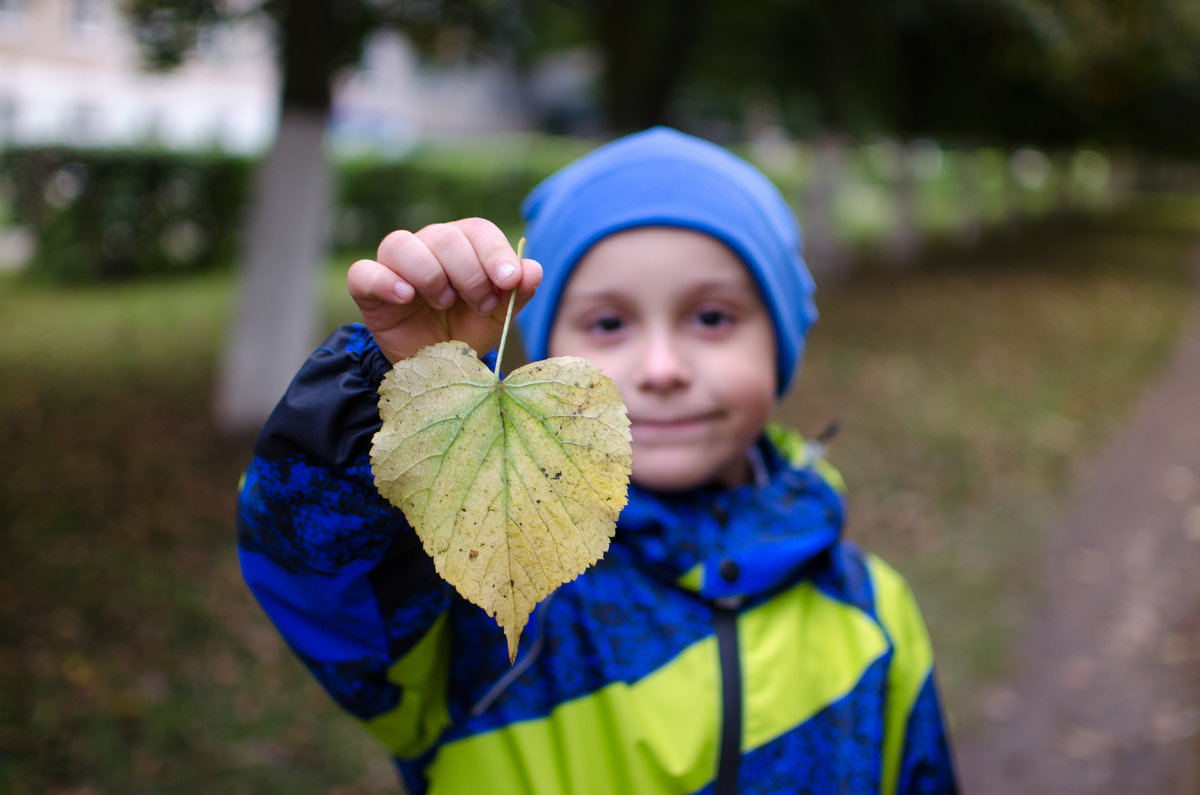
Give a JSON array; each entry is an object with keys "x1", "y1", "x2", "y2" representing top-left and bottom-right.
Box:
[{"x1": 238, "y1": 127, "x2": 958, "y2": 794}]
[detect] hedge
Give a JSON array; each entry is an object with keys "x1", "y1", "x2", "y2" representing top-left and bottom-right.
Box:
[
  {"x1": 0, "y1": 137, "x2": 590, "y2": 284},
  {"x1": 333, "y1": 136, "x2": 590, "y2": 252},
  {"x1": 3, "y1": 136, "x2": 1103, "y2": 284},
  {"x1": 0, "y1": 148, "x2": 252, "y2": 283}
]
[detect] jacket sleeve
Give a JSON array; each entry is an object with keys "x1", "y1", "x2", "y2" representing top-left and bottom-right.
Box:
[
  {"x1": 237, "y1": 324, "x2": 460, "y2": 758},
  {"x1": 866, "y1": 554, "x2": 960, "y2": 794}
]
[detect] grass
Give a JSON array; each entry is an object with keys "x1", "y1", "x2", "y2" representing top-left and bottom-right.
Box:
[
  {"x1": 0, "y1": 273, "x2": 396, "y2": 793},
  {"x1": 1, "y1": 192, "x2": 1198, "y2": 792}
]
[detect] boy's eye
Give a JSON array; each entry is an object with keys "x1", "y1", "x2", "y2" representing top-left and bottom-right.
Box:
[
  {"x1": 590, "y1": 315, "x2": 624, "y2": 333},
  {"x1": 696, "y1": 309, "x2": 732, "y2": 327}
]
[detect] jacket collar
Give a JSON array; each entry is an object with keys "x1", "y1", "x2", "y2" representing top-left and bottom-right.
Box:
[{"x1": 613, "y1": 436, "x2": 844, "y2": 601}]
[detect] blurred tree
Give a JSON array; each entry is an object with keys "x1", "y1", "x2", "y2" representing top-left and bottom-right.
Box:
[
  {"x1": 124, "y1": 0, "x2": 575, "y2": 431},
  {"x1": 124, "y1": 1, "x2": 389, "y2": 432},
  {"x1": 398, "y1": 0, "x2": 705, "y2": 133},
  {"x1": 678, "y1": 0, "x2": 1200, "y2": 262},
  {"x1": 123, "y1": 0, "x2": 1200, "y2": 430},
  {"x1": 681, "y1": 0, "x2": 1067, "y2": 142},
  {"x1": 437, "y1": 0, "x2": 1200, "y2": 152},
  {"x1": 684, "y1": 0, "x2": 1200, "y2": 154},
  {"x1": 1062, "y1": 0, "x2": 1200, "y2": 156},
  {"x1": 118, "y1": 0, "x2": 715, "y2": 430},
  {"x1": 578, "y1": 0, "x2": 704, "y2": 133}
]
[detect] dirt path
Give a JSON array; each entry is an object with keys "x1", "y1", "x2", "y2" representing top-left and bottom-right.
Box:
[{"x1": 955, "y1": 251, "x2": 1200, "y2": 793}]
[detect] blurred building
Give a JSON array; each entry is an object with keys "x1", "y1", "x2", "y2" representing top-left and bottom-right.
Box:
[
  {"x1": 0, "y1": 0, "x2": 528, "y2": 156},
  {"x1": 330, "y1": 31, "x2": 530, "y2": 157},
  {"x1": 0, "y1": 0, "x2": 277, "y2": 152}
]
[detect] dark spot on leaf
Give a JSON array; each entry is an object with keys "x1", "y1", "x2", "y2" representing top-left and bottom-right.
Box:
[{"x1": 469, "y1": 549, "x2": 479, "y2": 559}]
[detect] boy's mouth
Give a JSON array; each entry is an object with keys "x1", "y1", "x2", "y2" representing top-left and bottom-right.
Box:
[{"x1": 629, "y1": 413, "x2": 721, "y2": 440}]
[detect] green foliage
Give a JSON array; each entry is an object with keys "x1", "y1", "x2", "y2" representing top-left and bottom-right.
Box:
[
  {"x1": 638, "y1": 0, "x2": 1200, "y2": 152},
  {"x1": 0, "y1": 139, "x2": 590, "y2": 285},
  {"x1": 0, "y1": 135, "x2": 1128, "y2": 287},
  {"x1": 119, "y1": 0, "x2": 1200, "y2": 151},
  {"x1": 0, "y1": 147, "x2": 252, "y2": 283},
  {"x1": 333, "y1": 137, "x2": 589, "y2": 253},
  {"x1": 122, "y1": 0, "x2": 226, "y2": 70}
]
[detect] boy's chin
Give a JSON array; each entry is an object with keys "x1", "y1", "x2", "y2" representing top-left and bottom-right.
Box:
[
  {"x1": 630, "y1": 452, "x2": 750, "y2": 494},
  {"x1": 631, "y1": 474, "x2": 703, "y2": 494}
]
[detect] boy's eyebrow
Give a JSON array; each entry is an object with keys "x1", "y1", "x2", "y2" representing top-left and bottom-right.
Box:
[
  {"x1": 558, "y1": 288, "x2": 628, "y2": 304},
  {"x1": 684, "y1": 277, "x2": 760, "y2": 296},
  {"x1": 564, "y1": 277, "x2": 759, "y2": 305}
]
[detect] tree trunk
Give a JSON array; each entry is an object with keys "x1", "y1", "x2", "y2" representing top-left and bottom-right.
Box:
[
  {"x1": 213, "y1": 108, "x2": 330, "y2": 433},
  {"x1": 596, "y1": 0, "x2": 702, "y2": 133},
  {"x1": 884, "y1": 142, "x2": 920, "y2": 265},
  {"x1": 955, "y1": 149, "x2": 985, "y2": 247},
  {"x1": 212, "y1": 2, "x2": 337, "y2": 433},
  {"x1": 802, "y1": 134, "x2": 848, "y2": 282}
]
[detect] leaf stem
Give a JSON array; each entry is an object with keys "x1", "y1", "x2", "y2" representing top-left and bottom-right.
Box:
[{"x1": 494, "y1": 237, "x2": 524, "y2": 377}]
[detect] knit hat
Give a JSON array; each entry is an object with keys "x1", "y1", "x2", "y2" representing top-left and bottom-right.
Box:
[{"x1": 516, "y1": 126, "x2": 817, "y2": 395}]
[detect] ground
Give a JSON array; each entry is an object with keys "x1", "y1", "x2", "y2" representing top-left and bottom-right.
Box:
[
  {"x1": 955, "y1": 249, "x2": 1200, "y2": 793},
  {"x1": 3, "y1": 200, "x2": 1196, "y2": 793}
]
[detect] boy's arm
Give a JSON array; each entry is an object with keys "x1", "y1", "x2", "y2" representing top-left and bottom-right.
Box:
[
  {"x1": 239, "y1": 219, "x2": 539, "y2": 758},
  {"x1": 867, "y1": 555, "x2": 960, "y2": 795},
  {"x1": 237, "y1": 324, "x2": 458, "y2": 756}
]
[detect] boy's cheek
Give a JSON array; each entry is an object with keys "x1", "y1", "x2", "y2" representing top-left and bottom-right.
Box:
[
  {"x1": 545, "y1": 324, "x2": 571, "y2": 359},
  {"x1": 549, "y1": 331, "x2": 622, "y2": 385}
]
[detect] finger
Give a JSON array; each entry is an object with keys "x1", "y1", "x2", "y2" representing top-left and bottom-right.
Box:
[
  {"x1": 377, "y1": 229, "x2": 455, "y2": 310},
  {"x1": 478, "y1": 257, "x2": 543, "y2": 326},
  {"x1": 511, "y1": 257, "x2": 543, "y2": 314},
  {"x1": 347, "y1": 258, "x2": 415, "y2": 309},
  {"x1": 455, "y1": 218, "x2": 523, "y2": 293},
  {"x1": 416, "y1": 222, "x2": 499, "y2": 316}
]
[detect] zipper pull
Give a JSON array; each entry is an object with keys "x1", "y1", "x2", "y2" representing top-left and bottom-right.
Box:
[{"x1": 804, "y1": 420, "x2": 841, "y2": 467}]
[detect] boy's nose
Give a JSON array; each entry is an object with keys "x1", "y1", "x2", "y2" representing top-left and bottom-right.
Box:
[{"x1": 636, "y1": 331, "x2": 691, "y2": 392}]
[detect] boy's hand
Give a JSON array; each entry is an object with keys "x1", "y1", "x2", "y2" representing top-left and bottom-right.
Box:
[{"x1": 348, "y1": 218, "x2": 542, "y2": 364}]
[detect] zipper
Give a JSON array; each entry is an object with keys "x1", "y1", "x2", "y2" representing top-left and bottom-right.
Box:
[
  {"x1": 713, "y1": 595, "x2": 743, "y2": 795},
  {"x1": 469, "y1": 593, "x2": 555, "y2": 717}
]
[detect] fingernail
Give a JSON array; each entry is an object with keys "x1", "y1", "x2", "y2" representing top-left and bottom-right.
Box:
[
  {"x1": 435, "y1": 286, "x2": 457, "y2": 309},
  {"x1": 479, "y1": 294, "x2": 499, "y2": 315},
  {"x1": 496, "y1": 262, "x2": 516, "y2": 283},
  {"x1": 393, "y1": 281, "x2": 414, "y2": 302}
]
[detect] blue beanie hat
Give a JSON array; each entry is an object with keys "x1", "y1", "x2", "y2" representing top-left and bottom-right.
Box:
[{"x1": 516, "y1": 126, "x2": 817, "y2": 395}]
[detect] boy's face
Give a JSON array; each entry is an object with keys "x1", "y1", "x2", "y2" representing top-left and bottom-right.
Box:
[{"x1": 548, "y1": 227, "x2": 777, "y2": 492}]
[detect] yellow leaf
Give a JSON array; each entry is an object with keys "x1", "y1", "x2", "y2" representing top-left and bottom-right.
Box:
[{"x1": 371, "y1": 340, "x2": 632, "y2": 662}]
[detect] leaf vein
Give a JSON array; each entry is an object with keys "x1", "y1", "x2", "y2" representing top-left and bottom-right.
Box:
[{"x1": 508, "y1": 413, "x2": 614, "y2": 513}]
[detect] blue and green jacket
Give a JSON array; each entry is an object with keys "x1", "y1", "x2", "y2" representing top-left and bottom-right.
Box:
[{"x1": 237, "y1": 324, "x2": 958, "y2": 794}]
